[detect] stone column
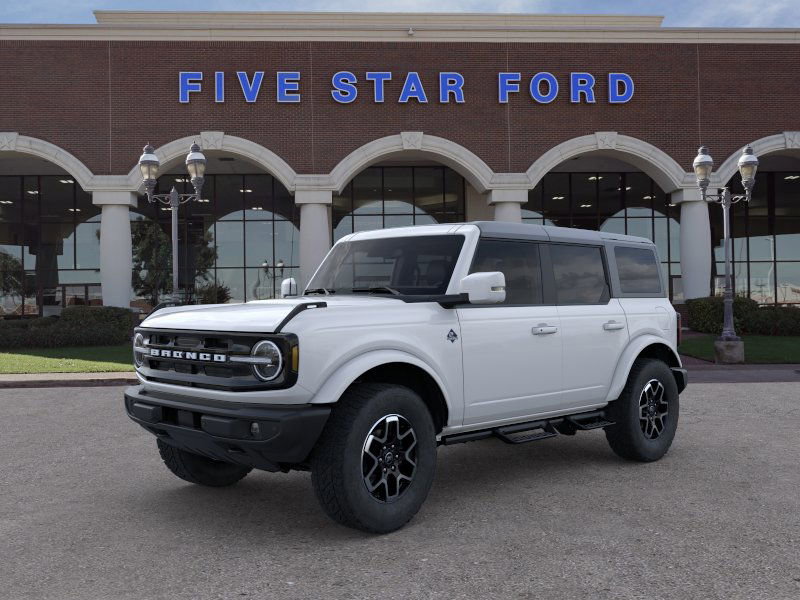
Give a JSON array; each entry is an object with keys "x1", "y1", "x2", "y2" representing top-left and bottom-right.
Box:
[
  {"x1": 296, "y1": 189, "x2": 333, "y2": 290},
  {"x1": 673, "y1": 188, "x2": 712, "y2": 300},
  {"x1": 93, "y1": 191, "x2": 137, "y2": 308},
  {"x1": 487, "y1": 188, "x2": 528, "y2": 222}
]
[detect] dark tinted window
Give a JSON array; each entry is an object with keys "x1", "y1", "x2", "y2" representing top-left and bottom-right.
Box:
[
  {"x1": 615, "y1": 246, "x2": 662, "y2": 294},
  {"x1": 308, "y1": 234, "x2": 464, "y2": 295},
  {"x1": 551, "y1": 244, "x2": 608, "y2": 304},
  {"x1": 470, "y1": 240, "x2": 543, "y2": 305}
]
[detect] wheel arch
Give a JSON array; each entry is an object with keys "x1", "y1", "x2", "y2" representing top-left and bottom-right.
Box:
[
  {"x1": 606, "y1": 336, "x2": 682, "y2": 402},
  {"x1": 309, "y1": 350, "x2": 453, "y2": 434}
]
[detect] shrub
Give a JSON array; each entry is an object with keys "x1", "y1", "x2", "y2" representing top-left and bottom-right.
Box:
[
  {"x1": 196, "y1": 282, "x2": 232, "y2": 305},
  {"x1": 0, "y1": 306, "x2": 136, "y2": 349},
  {"x1": 686, "y1": 296, "x2": 800, "y2": 336}
]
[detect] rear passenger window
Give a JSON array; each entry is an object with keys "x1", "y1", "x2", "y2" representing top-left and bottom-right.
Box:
[
  {"x1": 470, "y1": 240, "x2": 543, "y2": 305},
  {"x1": 615, "y1": 246, "x2": 662, "y2": 294},
  {"x1": 550, "y1": 245, "x2": 609, "y2": 304}
]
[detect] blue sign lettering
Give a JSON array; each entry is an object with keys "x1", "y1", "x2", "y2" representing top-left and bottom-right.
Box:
[
  {"x1": 439, "y1": 72, "x2": 465, "y2": 103},
  {"x1": 178, "y1": 72, "x2": 203, "y2": 103},
  {"x1": 399, "y1": 72, "x2": 428, "y2": 103},
  {"x1": 237, "y1": 71, "x2": 264, "y2": 103},
  {"x1": 331, "y1": 71, "x2": 358, "y2": 103},
  {"x1": 214, "y1": 71, "x2": 224, "y2": 103},
  {"x1": 570, "y1": 72, "x2": 596, "y2": 103},
  {"x1": 366, "y1": 72, "x2": 392, "y2": 102},
  {"x1": 498, "y1": 72, "x2": 521, "y2": 103},
  {"x1": 177, "y1": 70, "x2": 635, "y2": 105},
  {"x1": 530, "y1": 72, "x2": 558, "y2": 104},
  {"x1": 277, "y1": 72, "x2": 301, "y2": 103},
  {"x1": 608, "y1": 73, "x2": 634, "y2": 104}
]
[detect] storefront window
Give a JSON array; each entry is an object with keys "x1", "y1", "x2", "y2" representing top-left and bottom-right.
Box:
[
  {"x1": 716, "y1": 170, "x2": 800, "y2": 305},
  {"x1": 0, "y1": 175, "x2": 101, "y2": 317},
  {"x1": 523, "y1": 171, "x2": 680, "y2": 301},
  {"x1": 130, "y1": 173, "x2": 298, "y2": 312},
  {"x1": 333, "y1": 166, "x2": 466, "y2": 242}
]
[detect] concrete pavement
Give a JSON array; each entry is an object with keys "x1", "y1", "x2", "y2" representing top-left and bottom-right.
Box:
[{"x1": 0, "y1": 383, "x2": 798, "y2": 599}]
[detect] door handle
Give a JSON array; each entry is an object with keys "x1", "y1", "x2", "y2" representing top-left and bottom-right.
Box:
[
  {"x1": 532, "y1": 324, "x2": 558, "y2": 335},
  {"x1": 603, "y1": 320, "x2": 625, "y2": 331}
]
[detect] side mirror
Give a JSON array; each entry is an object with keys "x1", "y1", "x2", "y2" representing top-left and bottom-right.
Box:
[
  {"x1": 280, "y1": 277, "x2": 298, "y2": 298},
  {"x1": 459, "y1": 272, "x2": 506, "y2": 304}
]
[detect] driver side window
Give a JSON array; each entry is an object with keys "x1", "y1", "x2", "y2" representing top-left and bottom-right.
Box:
[{"x1": 470, "y1": 239, "x2": 543, "y2": 305}]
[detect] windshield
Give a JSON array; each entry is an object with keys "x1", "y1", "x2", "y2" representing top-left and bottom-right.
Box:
[{"x1": 307, "y1": 234, "x2": 465, "y2": 296}]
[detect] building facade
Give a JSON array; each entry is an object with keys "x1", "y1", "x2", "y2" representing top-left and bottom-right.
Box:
[{"x1": 1, "y1": 11, "x2": 799, "y2": 315}]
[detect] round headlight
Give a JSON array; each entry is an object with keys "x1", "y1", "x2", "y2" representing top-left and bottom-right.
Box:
[
  {"x1": 251, "y1": 340, "x2": 283, "y2": 381},
  {"x1": 133, "y1": 333, "x2": 145, "y2": 368}
]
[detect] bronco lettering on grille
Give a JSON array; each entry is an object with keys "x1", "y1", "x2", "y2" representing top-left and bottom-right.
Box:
[{"x1": 150, "y1": 349, "x2": 227, "y2": 362}]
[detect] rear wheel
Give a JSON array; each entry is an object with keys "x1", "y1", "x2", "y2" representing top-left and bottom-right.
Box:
[
  {"x1": 310, "y1": 383, "x2": 437, "y2": 534},
  {"x1": 605, "y1": 359, "x2": 679, "y2": 462},
  {"x1": 157, "y1": 439, "x2": 252, "y2": 487}
]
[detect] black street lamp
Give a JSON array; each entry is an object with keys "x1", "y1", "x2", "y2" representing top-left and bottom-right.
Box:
[
  {"x1": 138, "y1": 142, "x2": 206, "y2": 303},
  {"x1": 692, "y1": 144, "x2": 759, "y2": 360}
]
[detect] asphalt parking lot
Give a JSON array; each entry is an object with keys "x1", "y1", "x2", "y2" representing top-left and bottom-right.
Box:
[{"x1": 1, "y1": 383, "x2": 798, "y2": 600}]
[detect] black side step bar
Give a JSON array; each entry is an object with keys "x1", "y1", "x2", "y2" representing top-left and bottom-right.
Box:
[{"x1": 440, "y1": 410, "x2": 614, "y2": 447}]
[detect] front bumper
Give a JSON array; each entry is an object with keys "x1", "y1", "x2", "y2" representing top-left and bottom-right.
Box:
[{"x1": 124, "y1": 385, "x2": 330, "y2": 472}]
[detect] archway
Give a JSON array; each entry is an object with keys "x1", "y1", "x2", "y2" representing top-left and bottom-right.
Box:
[
  {"x1": 522, "y1": 150, "x2": 683, "y2": 302},
  {"x1": 526, "y1": 132, "x2": 690, "y2": 194},
  {"x1": 129, "y1": 150, "x2": 299, "y2": 310},
  {"x1": 0, "y1": 149, "x2": 101, "y2": 316},
  {"x1": 711, "y1": 135, "x2": 800, "y2": 305}
]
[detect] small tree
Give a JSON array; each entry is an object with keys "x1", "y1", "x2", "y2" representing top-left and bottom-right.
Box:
[
  {"x1": 131, "y1": 217, "x2": 218, "y2": 306},
  {"x1": 0, "y1": 252, "x2": 25, "y2": 311}
]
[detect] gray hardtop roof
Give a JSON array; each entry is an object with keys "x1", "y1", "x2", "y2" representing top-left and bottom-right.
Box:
[{"x1": 470, "y1": 221, "x2": 652, "y2": 246}]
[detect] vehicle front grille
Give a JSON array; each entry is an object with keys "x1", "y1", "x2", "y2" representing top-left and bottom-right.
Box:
[{"x1": 135, "y1": 328, "x2": 294, "y2": 392}]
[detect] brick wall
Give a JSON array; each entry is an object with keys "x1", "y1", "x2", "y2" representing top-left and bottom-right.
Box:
[{"x1": 1, "y1": 39, "x2": 799, "y2": 177}]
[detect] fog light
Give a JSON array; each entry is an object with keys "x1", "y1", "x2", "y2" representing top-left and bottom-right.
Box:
[{"x1": 250, "y1": 422, "x2": 260, "y2": 436}]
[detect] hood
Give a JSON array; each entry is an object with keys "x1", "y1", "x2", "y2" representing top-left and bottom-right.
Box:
[{"x1": 140, "y1": 295, "x2": 400, "y2": 333}]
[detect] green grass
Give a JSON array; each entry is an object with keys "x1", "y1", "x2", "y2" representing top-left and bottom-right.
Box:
[
  {"x1": 679, "y1": 335, "x2": 800, "y2": 364},
  {"x1": 0, "y1": 344, "x2": 134, "y2": 374}
]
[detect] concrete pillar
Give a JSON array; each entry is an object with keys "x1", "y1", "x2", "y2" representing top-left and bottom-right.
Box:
[
  {"x1": 673, "y1": 188, "x2": 711, "y2": 300},
  {"x1": 94, "y1": 191, "x2": 137, "y2": 308},
  {"x1": 487, "y1": 188, "x2": 528, "y2": 223},
  {"x1": 296, "y1": 189, "x2": 333, "y2": 290}
]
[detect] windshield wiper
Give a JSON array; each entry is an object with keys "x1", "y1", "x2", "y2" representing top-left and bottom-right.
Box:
[
  {"x1": 351, "y1": 286, "x2": 401, "y2": 296},
  {"x1": 305, "y1": 288, "x2": 334, "y2": 296}
]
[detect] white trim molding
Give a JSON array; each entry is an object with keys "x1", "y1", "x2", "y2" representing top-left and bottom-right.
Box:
[
  {"x1": 527, "y1": 132, "x2": 692, "y2": 193},
  {"x1": 123, "y1": 132, "x2": 298, "y2": 192},
  {"x1": 329, "y1": 132, "x2": 495, "y2": 194},
  {"x1": 0, "y1": 133, "x2": 96, "y2": 191},
  {"x1": 712, "y1": 131, "x2": 800, "y2": 187}
]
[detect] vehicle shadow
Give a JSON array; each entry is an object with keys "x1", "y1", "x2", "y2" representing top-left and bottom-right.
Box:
[{"x1": 123, "y1": 432, "x2": 628, "y2": 540}]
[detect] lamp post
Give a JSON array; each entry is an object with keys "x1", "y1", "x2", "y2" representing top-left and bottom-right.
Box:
[
  {"x1": 692, "y1": 144, "x2": 759, "y2": 361},
  {"x1": 138, "y1": 142, "x2": 206, "y2": 303}
]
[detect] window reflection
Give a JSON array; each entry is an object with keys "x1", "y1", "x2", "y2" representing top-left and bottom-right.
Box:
[
  {"x1": 524, "y1": 171, "x2": 680, "y2": 300},
  {"x1": 129, "y1": 173, "x2": 299, "y2": 312},
  {"x1": 333, "y1": 166, "x2": 466, "y2": 242},
  {"x1": 0, "y1": 176, "x2": 101, "y2": 316}
]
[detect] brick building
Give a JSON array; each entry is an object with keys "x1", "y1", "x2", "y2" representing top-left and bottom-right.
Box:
[{"x1": 1, "y1": 11, "x2": 799, "y2": 314}]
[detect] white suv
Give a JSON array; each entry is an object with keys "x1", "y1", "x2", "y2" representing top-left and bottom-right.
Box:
[{"x1": 125, "y1": 222, "x2": 686, "y2": 533}]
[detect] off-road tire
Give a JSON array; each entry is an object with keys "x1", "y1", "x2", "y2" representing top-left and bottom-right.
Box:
[
  {"x1": 157, "y1": 439, "x2": 252, "y2": 487},
  {"x1": 605, "y1": 358, "x2": 679, "y2": 462},
  {"x1": 310, "y1": 383, "x2": 437, "y2": 534}
]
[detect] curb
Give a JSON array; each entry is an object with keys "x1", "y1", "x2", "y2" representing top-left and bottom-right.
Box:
[{"x1": 0, "y1": 374, "x2": 138, "y2": 389}]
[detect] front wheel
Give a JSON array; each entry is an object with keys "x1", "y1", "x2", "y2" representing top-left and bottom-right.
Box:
[
  {"x1": 310, "y1": 383, "x2": 437, "y2": 534},
  {"x1": 605, "y1": 359, "x2": 680, "y2": 462}
]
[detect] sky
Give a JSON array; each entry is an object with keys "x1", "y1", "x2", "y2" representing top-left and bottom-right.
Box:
[{"x1": 1, "y1": 0, "x2": 799, "y2": 27}]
